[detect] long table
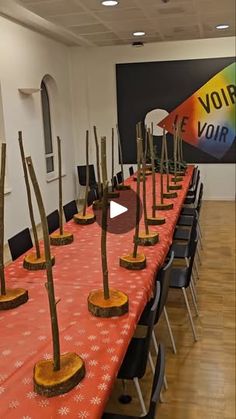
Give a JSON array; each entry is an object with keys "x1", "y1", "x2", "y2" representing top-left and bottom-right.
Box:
[{"x1": 0, "y1": 168, "x2": 193, "y2": 418}]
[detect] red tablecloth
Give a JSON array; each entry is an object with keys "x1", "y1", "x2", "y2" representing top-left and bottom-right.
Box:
[{"x1": 0, "y1": 167, "x2": 193, "y2": 419}]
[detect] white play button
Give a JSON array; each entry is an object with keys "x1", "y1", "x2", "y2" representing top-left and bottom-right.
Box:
[{"x1": 110, "y1": 201, "x2": 128, "y2": 219}]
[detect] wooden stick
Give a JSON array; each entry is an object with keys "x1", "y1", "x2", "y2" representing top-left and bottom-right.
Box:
[
  {"x1": 148, "y1": 130, "x2": 156, "y2": 218},
  {"x1": 144, "y1": 127, "x2": 148, "y2": 162},
  {"x1": 18, "y1": 132, "x2": 40, "y2": 259},
  {"x1": 26, "y1": 156, "x2": 60, "y2": 371},
  {"x1": 133, "y1": 137, "x2": 142, "y2": 259},
  {"x1": 141, "y1": 142, "x2": 149, "y2": 235},
  {"x1": 116, "y1": 125, "x2": 124, "y2": 186},
  {"x1": 83, "y1": 131, "x2": 89, "y2": 217},
  {"x1": 0, "y1": 143, "x2": 6, "y2": 295},
  {"x1": 160, "y1": 129, "x2": 165, "y2": 204},
  {"x1": 100, "y1": 137, "x2": 109, "y2": 300},
  {"x1": 173, "y1": 125, "x2": 177, "y2": 183},
  {"x1": 93, "y1": 126, "x2": 102, "y2": 199},
  {"x1": 57, "y1": 136, "x2": 63, "y2": 236},
  {"x1": 111, "y1": 128, "x2": 114, "y2": 192}
]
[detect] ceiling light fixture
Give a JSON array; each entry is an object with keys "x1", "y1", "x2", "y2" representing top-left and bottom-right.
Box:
[
  {"x1": 101, "y1": 0, "x2": 119, "y2": 6},
  {"x1": 133, "y1": 31, "x2": 146, "y2": 37},
  {"x1": 216, "y1": 24, "x2": 229, "y2": 30}
]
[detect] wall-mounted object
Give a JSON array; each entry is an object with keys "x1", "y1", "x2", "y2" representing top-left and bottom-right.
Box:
[{"x1": 18, "y1": 88, "x2": 41, "y2": 95}]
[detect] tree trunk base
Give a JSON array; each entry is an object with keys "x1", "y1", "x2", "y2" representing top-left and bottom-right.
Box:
[
  {"x1": 23, "y1": 253, "x2": 55, "y2": 270},
  {"x1": 107, "y1": 191, "x2": 120, "y2": 199},
  {"x1": 33, "y1": 352, "x2": 85, "y2": 398},
  {"x1": 163, "y1": 192, "x2": 178, "y2": 199},
  {"x1": 147, "y1": 216, "x2": 166, "y2": 225},
  {"x1": 50, "y1": 231, "x2": 74, "y2": 246},
  {"x1": 169, "y1": 184, "x2": 182, "y2": 190},
  {"x1": 92, "y1": 200, "x2": 110, "y2": 210},
  {"x1": 116, "y1": 184, "x2": 131, "y2": 191},
  {"x1": 0, "y1": 288, "x2": 28, "y2": 310},
  {"x1": 171, "y1": 177, "x2": 183, "y2": 182},
  {"x1": 153, "y1": 203, "x2": 174, "y2": 210},
  {"x1": 137, "y1": 231, "x2": 159, "y2": 246},
  {"x1": 120, "y1": 253, "x2": 146, "y2": 270},
  {"x1": 73, "y1": 213, "x2": 96, "y2": 225},
  {"x1": 88, "y1": 289, "x2": 129, "y2": 318}
]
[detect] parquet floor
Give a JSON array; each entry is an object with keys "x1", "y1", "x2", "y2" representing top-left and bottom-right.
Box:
[{"x1": 105, "y1": 201, "x2": 236, "y2": 419}]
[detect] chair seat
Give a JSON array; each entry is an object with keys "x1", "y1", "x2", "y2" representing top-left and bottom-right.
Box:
[
  {"x1": 169, "y1": 266, "x2": 189, "y2": 288},
  {"x1": 177, "y1": 215, "x2": 194, "y2": 227},
  {"x1": 117, "y1": 337, "x2": 147, "y2": 380},
  {"x1": 168, "y1": 242, "x2": 189, "y2": 259},
  {"x1": 181, "y1": 207, "x2": 196, "y2": 216},
  {"x1": 173, "y1": 228, "x2": 191, "y2": 241}
]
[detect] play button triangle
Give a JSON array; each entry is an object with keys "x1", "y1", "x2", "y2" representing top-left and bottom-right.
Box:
[{"x1": 110, "y1": 201, "x2": 128, "y2": 219}]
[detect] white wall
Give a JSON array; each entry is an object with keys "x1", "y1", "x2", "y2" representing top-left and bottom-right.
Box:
[
  {"x1": 70, "y1": 37, "x2": 235, "y2": 200},
  {"x1": 0, "y1": 17, "x2": 76, "y2": 242}
]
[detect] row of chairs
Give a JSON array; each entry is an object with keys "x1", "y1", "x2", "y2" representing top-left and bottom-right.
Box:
[{"x1": 77, "y1": 164, "x2": 128, "y2": 192}]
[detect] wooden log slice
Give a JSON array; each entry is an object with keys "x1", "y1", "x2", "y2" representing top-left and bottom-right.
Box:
[
  {"x1": 143, "y1": 170, "x2": 152, "y2": 176},
  {"x1": 88, "y1": 289, "x2": 129, "y2": 318},
  {"x1": 50, "y1": 231, "x2": 74, "y2": 246},
  {"x1": 120, "y1": 253, "x2": 146, "y2": 270},
  {"x1": 116, "y1": 184, "x2": 131, "y2": 191},
  {"x1": 153, "y1": 203, "x2": 174, "y2": 211},
  {"x1": 92, "y1": 200, "x2": 110, "y2": 210},
  {"x1": 23, "y1": 252, "x2": 55, "y2": 270},
  {"x1": 33, "y1": 352, "x2": 85, "y2": 398},
  {"x1": 0, "y1": 288, "x2": 28, "y2": 310},
  {"x1": 137, "y1": 231, "x2": 159, "y2": 246},
  {"x1": 147, "y1": 216, "x2": 166, "y2": 225},
  {"x1": 169, "y1": 184, "x2": 182, "y2": 190},
  {"x1": 171, "y1": 176, "x2": 183, "y2": 182},
  {"x1": 107, "y1": 191, "x2": 120, "y2": 199},
  {"x1": 73, "y1": 213, "x2": 96, "y2": 225},
  {"x1": 163, "y1": 192, "x2": 178, "y2": 199},
  {"x1": 133, "y1": 176, "x2": 144, "y2": 182},
  {"x1": 145, "y1": 163, "x2": 152, "y2": 169}
]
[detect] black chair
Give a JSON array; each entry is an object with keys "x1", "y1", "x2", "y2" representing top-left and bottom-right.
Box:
[
  {"x1": 8, "y1": 228, "x2": 33, "y2": 261},
  {"x1": 102, "y1": 344, "x2": 165, "y2": 419},
  {"x1": 47, "y1": 210, "x2": 59, "y2": 234},
  {"x1": 63, "y1": 200, "x2": 78, "y2": 222},
  {"x1": 139, "y1": 252, "x2": 176, "y2": 354},
  {"x1": 87, "y1": 189, "x2": 97, "y2": 206},
  {"x1": 181, "y1": 183, "x2": 203, "y2": 217},
  {"x1": 115, "y1": 283, "x2": 161, "y2": 416},
  {"x1": 129, "y1": 166, "x2": 134, "y2": 176},
  {"x1": 169, "y1": 232, "x2": 199, "y2": 342},
  {"x1": 112, "y1": 176, "x2": 118, "y2": 189},
  {"x1": 169, "y1": 215, "x2": 198, "y2": 262},
  {"x1": 116, "y1": 171, "x2": 123, "y2": 184},
  {"x1": 184, "y1": 170, "x2": 200, "y2": 204},
  {"x1": 77, "y1": 165, "x2": 97, "y2": 190}
]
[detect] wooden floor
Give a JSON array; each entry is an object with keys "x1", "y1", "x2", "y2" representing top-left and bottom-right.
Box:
[{"x1": 105, "y1": 201, "x2": 236, "y2": 419}]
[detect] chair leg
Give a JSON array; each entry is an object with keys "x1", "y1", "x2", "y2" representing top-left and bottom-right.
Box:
[
  {"x1": 133, "y1": 377, "x2": 147, "y2": 416},
  {"x1": 182, "y1": 287, "x2": 198, "y2": 342},
  {"x1": 163, "y1": 375, "x2": 168, "y2": 390},
  {"x1": 152, "y1": 330, "x2": 159, "y2": 355},
  {"x1": 189, "y1": 282, "x2": 199, "y2": 317},
  {"x1": 193, "y1": 259, "x2": 199, "y2": 280},
  {"x1": 151, "y1": 334, "x2": 168, "y2": 391},
  {"x1": 148, "y1": 352, "x2": 155, "y2": 374},
  {"x1": 196, "y1": 245, "x2": 202, "y2": 265},
  {"x1": 191, "y1": 277, "x2": 198, "y2": 301},
  {"x1": 164, "y1": 307, "x2": 177, "y2": 354}
]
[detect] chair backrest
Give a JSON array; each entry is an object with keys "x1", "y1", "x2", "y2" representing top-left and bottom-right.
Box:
[
  {"x1": 47, "y1": 209, "x2": 59, "y2": 234},
  {"x1": 146, "y1": 343, "x2": 165, "y2": 419},
  {"x1": 190, "y1": 166, "x2": 198, "y2": 188},
  {"x1": 77, "y1": 165, "x2": 97, "y2": 187},
  {"x1": 196, "y1": 182, "x2": 203, "y2": 214},
  {"x1": 87, "y1": 188, "x2": 97, "y2": 206},
  {"x1": 193, "y1": 170, "x2": 200, "y2": 193},
  {"x1": 129, "y1": 166, "x2": 134, "y2": 176},
  {"x1": 63, "y1": 200, "x2": 78, "y2": 222},
  {"x1": 156, "y1": 251, "x2": 175, "y2": 322},
  {"x1": 116, "y1": 171, "x2": 123, "y2": 184},
  {"x1": 8, "y1": 228, "x2": 33, "y2": 261}
]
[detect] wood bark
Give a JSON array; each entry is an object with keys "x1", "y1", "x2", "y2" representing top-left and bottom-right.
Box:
[
  {"x1": 133, "y1": 137, "x2": 142, "y2": 259},
  {"x1": 100, "y1": 137, "x2": 109, "y2": 300},
  {"x1": 116, "y1": 125, "x2": 124, "y2": 185},
  {"x1": 148, "y1": 130, "x2": 156, "y2": 218},
  {"x1": 141, "y1": 143, "x2": 149, "y2": 236},
  {"x1": 18, "y1": 132, "x2": 40, "y2": 259},
  {"x1": 26, "y1": 156, "x2": 60, "y2": 371},
  {"x1": 163, "y1": 130, "x2": 170, "y2": 192},
  {"x1": 83, "y1": 131, "x2": 89, "y2": 217},
  {"x1": 57, "y1": 136, "x2": 63, "y2": 236},
  {"x1": 160, "y1": 129, "x2": 165, "y2": 204},
  {"x1": 111, "y1": 128, "x2": 114, "y2": 192},
  {"x1": 93, "y1": 126, "x2": 102, "y2": 199},
  {"x1": 173, "y1": 125, "x2": 177, "y2": 183},
  {"x1": 0, "y1": 143, "x2": 6, "y2": 295}
]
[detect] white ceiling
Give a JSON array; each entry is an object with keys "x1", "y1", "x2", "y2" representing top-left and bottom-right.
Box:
[{"x1": 1, "y1": 0, "x2": 235, "y2": 46}]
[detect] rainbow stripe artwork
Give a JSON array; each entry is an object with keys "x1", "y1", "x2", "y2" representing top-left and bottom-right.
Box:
[{"x1": 158, "y1": 62, "x2": 236, "y2": 159}]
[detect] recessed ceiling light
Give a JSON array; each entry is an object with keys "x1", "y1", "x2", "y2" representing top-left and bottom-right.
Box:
[
  {"x1": 216, "y1": 24, "x2": 229, "y2": 30},
  {"x1": 101, "y1": 0, "x2": 119, "y2": 6},
  {"x1": 133, "y1": 31, "x2": 146, "y2": 37}
]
